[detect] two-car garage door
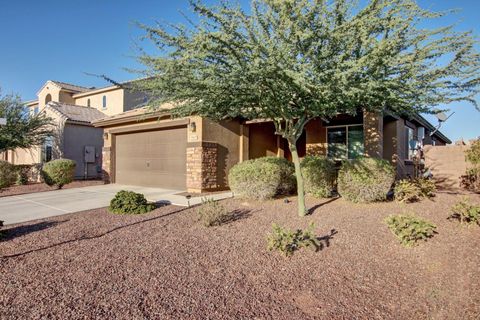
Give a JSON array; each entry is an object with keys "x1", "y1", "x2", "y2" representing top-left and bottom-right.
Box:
[{"x1": 115, "y1": 126, "x2": 187, "y2": 189}]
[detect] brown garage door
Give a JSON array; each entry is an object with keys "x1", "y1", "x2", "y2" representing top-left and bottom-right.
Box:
[{"x1": 115, "y1": 126, "x2": 187, "y2": 189}]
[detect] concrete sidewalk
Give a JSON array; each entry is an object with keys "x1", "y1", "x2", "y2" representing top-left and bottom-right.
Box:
[{"x1": 0, "y1": 184, "x2": 232, "y2": 225}]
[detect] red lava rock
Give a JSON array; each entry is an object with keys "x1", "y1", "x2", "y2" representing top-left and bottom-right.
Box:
[{"x1": 0, "y1": 191, "x2": 479, "y2": 319}]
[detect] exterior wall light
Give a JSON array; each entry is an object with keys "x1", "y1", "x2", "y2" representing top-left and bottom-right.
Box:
[
  {"x1": 103, "y1": 132, "x2": 109, "y2": 140},
  {"x1": 189, "y1": 121, "x2": 196, "y2": 133}
]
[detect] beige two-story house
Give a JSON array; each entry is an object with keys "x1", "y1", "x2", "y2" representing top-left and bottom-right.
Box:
[{"x1": 2, "y1": 80, "x2": 147, "y2": 179}]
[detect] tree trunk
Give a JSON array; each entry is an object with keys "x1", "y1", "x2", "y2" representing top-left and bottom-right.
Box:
[{"x1": 288, "y1": 140, "x2": 307, "y2": 217}]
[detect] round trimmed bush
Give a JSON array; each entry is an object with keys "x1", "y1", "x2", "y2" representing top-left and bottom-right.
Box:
[
  {"x1": 301, "y1": 156, "x2": 336, "y2": 198},
  {"x1": 15, "y1": 164, "x2": 32, "y2": 185},
  {"x1": 338, "y1": 157, "x2": 395, "y2": 203},
  {"x1": 228, "y1": 156, "x2": 295, "y2": 200},
  {"x1": 109, "y1": 190, "x2": 156, "y2": 214},
  {"x1": 41, "y1": 159, "x2": 76, "y2": 189},
  {"x1": 0, "y1": 160, "x2": 16, "y2": 189}
]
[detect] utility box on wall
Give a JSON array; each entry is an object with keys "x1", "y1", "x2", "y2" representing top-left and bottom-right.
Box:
[{"x1": 84, "y1": 146, "x2": 96, "y2": 163}]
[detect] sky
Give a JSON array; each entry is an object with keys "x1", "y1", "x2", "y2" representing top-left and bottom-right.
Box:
[{"x1": 0, "y1": 0, "x2": 479, "y2": 142}]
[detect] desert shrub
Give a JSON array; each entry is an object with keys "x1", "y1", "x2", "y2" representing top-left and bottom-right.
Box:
[
  {"x1": 109, "y1": 190, "x2": 155, "y2": 214},
  {"x1": 41, "y1": 159, "x2": 76, "y2": 189},
  {"x1": 394, "y1": 179, "x2": 422, "y2": 203},
  {"x1": 301, "y1": 156, "x2": 336, "y2": 198},
  {"x1": 267, "y1": 222, "x2": 320, "y2": 257},
  {"x1": 416, "y1": 178, "x2": 436, "y2": 198},
  {"x1": 0, "y1": 160, "x2": 16, "y2": 189},
  {"x1": 337, "y1": 158, "x2": 395, "y2": 203},
  {"x1": 197, "y1": 198, "x2": 229, "y2": 227},
  {"x1": 394, "y1": 178, "x2": 436, "y2": 203},
  {"x1": 385, "y1": 213, "x2": 437, "y2": 247},
  {"x1": 15, "y1": 165, "x2": 31, "y2": 185},
  {"x1": 228, "y1": 157, "x2": 295, "y2": 200},
  {"x1": 462, "y1": 139, "x2": 480, "y2": 192},
  {"x1": 465, "y1": 139, "x2": 480, "y2": 165},
  {"x1": 449, "y1": 197, "x2": 480, "y2": 226},
  {"x1": 461, "y1": 167, "x2": 480, "y2": 192}
]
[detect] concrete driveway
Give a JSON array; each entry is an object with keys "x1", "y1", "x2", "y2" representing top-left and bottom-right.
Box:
[{"x1": 0, "y1": 184, "x2": 232, "y2": 225}]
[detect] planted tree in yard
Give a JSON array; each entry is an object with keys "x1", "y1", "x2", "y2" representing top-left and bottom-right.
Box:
[
  {"x1": 134, "y1": 0, "x2": 479, "y2": 216},
  {"x1": 0, "y1": 90, "x2": 54, "y2": 153}
]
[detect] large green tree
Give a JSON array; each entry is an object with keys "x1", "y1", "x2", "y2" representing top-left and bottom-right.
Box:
[
  {"x1": 135, "y1": 0, "x2": 479, "y2": 216},
  {"x1": 0, "y1": 90, "x2": 54, "y2": 153}
]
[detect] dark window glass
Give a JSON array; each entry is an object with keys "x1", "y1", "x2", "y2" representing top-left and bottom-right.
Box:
[
  {"x1": 102, "y1": 96, "x2": 107, "y2": 109},
  {"x1": 348, "y1": 125, "x2": 364, "y2": 159},
  {"x1": 327, "y1": 127, "x2": 347, "y2": 160}
]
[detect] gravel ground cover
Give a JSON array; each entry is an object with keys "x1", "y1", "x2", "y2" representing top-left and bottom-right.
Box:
[
  {"x1": 1, "y1": 191, "x2": 479, "y2": 319},
  {"x1": 0, "y1": 180, "x2": 105, "y2": 198}
]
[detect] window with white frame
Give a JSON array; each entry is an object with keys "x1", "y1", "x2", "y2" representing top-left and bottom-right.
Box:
[
  {"x1": 327, "y1": 125, "x2": 364, "y2": 160},
  {"x1": 405, "y1": 126, "x2": 416, "y2": 160}
]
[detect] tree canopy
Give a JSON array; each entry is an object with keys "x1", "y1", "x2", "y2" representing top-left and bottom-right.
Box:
[
  {"x1": 0, "y1": 90, "x2": 54, "y2": 153},
  {"x1": 135, "y1": 0, "x2": 480, "y2": 216}
]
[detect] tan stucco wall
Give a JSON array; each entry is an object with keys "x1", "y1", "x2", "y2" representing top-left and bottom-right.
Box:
[
  {"x1": 63, "y1": 123, "x2": 104, "y2": 179},
  {"x1": 248, "y1": 122, "x2": 278, "y2": 159},
  {"x1": 202, "y1": 118, "x2": 241, "y2": 188},
  {"x1": 364, "y1": 111, "x2": 383, "y2": 158},
  {"x1": 305, "y1": 118, "x2": 327, "y2": 156},
  {"x1": 74, "y1": 88, "x2": 125, "y2": 116}
]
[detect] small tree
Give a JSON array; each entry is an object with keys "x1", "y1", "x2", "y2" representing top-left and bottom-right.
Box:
[
  {"x1": 135, "y1": 0, "x2": 479, "y2": 216},
  {"x1": 0, "y1": 90, "x2": 54, "y2": 153}
]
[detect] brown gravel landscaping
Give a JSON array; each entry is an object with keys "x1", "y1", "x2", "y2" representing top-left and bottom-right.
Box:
[
  {"x1": 1, "y1": 192, "x2": 479, "y2": 319},
  {"x1": 0, "y1": 180, "x2": 105, "y2": 198}
]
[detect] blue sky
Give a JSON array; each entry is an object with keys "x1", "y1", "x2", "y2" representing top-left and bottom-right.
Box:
[{"x1": 0, "y1": 0, "x2": 478, "y2": 142}]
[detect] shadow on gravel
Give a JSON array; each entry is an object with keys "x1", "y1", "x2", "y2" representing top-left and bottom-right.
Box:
[
  {"x1": 316, "y1": 229, "x2": 338, "y2": 251},
  {"x1": 223, "y1": 209, "x2": 253, "y2": 225},
  {"x1": 1, "y1": 220, "x2": 67, "y2": 242},
  {"x1": 307, "y1": 197, "x2": 340, "y2": 215},
  {"x1": 1, "y1": 206, "x2": 191, "y2": 259}
]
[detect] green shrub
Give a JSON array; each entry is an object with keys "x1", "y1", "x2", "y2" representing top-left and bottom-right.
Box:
[
  {"x1": 228, "y1": 157, "x2": 295, "y2": 200},
  {"x1": 0, "y1": 160, "x2": 16, "y2": 189},
  {"x1": 41, "y1": 159, "x2": 76, "y2": 189},
  {"x1": 394, "y1": 178, "x2": 436, "y2": 203},
  {"x1": 109, "y1": 190, "x2": 156, "y2": 214},
  {"x1": 449, "y1": 197, "x2": 480, "y2": 226},
  {"x1": 394, "y1": 179, "x2": 422, "y2": 203},
  {"x1": 197, "y1": 198, "x2": 229, "y2": 227},
  {"x1": 461, "y1": 167, "x2": 480, "y2": 192},
  {"x1": 267, "y1": 222, "x2": 320, "y2": 257},
  {"x1": 465, "y1": 139, "x2": 480, "y2": 165},
  {"x1": 385, "y1": 213, "x2": 437, "y2": 247},
  {"x1": 15, "y1": 165, "x2": 31, "y2": 185},
  {"x1": 301, "y1": 156, "x2": 336, "y2": 198},
  {"x1": 338, "y1": 158, "x2": 395, "y2": 203}
]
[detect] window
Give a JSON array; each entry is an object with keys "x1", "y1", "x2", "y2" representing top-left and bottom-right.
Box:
[
  {"x1": 87, "y1": 99, "x2": 91, "y2": 107},
  {"x1": 44, "y1": 94, "x2": 52, "y2": 105},
  {"x1": 327, "y1": 125, "x2": 364, "y2": 160},
  {"x1": 102, "y1": 96, "x2": 107, "y2": 109},
  {"x1": 405, "y1": 126, "x2": 416, "y2": 160},
  {"x1": 42, "y1": 136, "x2": 53, "y2": 162}
]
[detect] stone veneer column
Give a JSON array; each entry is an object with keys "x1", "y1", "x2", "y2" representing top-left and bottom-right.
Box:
[
  {"x1": 101, "y1": 146, "x2": 112, "y2": 183},
  {"x1": 363, "y1": 111, "x2": 384, "y2": 158},
  {"x1": 186, "y1": 142, "x2": 218, "y2": 193}
]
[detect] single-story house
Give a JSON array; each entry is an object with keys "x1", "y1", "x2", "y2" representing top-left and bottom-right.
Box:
[{"x1": 93, "y1": 108, "x2": 451, "y2": 193}]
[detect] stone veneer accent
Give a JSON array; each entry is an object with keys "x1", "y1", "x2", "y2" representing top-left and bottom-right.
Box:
[
  {"x1": 101, "y1": 146, "x2": 113, "y2": 183},
  {"x1": 186, "y1": 142, "x2": 218, "y2": 193}
]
